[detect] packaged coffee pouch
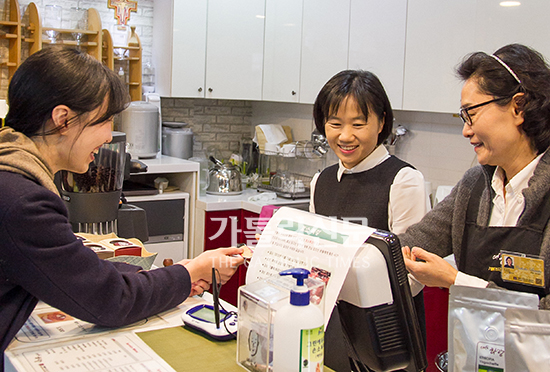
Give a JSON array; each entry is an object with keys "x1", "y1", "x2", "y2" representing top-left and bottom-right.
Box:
[
  {"x1": 505, "y1": 308, "x2": 550, "y2": 370},
  {"x1": 448, "y1": 285, "x2": 538, "y2": 372}
]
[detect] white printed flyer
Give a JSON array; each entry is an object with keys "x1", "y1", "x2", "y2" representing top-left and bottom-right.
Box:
[
  {"x1": 246, "y1": 207, "x2": 375, "y2": 326},
  {"x1": 6, "y1": 333, "x2": 176, "y2": 372},
  {"x1": 11, "y1": 302, "x2": 167, "y2": 347}
]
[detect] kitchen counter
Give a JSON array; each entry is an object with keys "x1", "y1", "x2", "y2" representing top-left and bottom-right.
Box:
[
  {"x1": 196, "y1": 188, "x2": 310, "y2": 214},
  {"x1": 128, "y1": 155, "x2": 199, "y2": 263},
  {"x1": 192, "y1": 188, "x2": 309, "y2": 257},
  {"x1": 137, "y1": 154, "x2": 200, "y2": 173}
]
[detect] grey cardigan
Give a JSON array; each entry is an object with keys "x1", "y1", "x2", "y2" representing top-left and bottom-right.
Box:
[{"x1": 399, "y1": 150, "x2": 550, "y2": 309}]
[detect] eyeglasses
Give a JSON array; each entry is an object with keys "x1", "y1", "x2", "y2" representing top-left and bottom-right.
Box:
[{"x1": 459, "y1": 96, "x2": 510, "y2": 126}]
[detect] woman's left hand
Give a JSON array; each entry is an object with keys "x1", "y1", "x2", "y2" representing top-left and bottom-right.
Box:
[
  {"x1": 402, "y1": 246, "x2": 458, "y2": 288},
  {"x1": 190, "y1": 279, "x2": 210, "y2": 297}
]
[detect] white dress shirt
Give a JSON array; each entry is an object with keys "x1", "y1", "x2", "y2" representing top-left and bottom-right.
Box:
[{"x1": 309, "y1": 145, "x2": 427, "y2": 235}]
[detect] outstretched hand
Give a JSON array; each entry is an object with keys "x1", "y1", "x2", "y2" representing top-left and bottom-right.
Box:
[
  {"x1": 402, "y1": 246, "x2": 458, "y2": 288},
  {"x1": 178, "y1": 246, "x2": 245, "y2": 286},
  {"x1": 189, "y1": 279, "x2": 210, "y2": 297}
]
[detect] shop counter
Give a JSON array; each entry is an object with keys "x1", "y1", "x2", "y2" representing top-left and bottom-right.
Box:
[{"x1": 5, "y1": 294, "x2": 334, "y2": 372}]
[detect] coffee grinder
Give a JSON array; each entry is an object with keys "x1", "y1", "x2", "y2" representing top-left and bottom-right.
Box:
[{"x1": 58, "y1": 131, "x2": 148, "y2": 241}]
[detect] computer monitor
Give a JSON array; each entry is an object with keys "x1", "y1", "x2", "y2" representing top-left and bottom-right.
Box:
[{"x1": 335, "y1": 229, "x2": 427, "y2": 372}]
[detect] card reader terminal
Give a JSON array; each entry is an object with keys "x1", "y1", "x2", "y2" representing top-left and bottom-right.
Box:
[
  {"x1": 181, "y1": 267, "x2": 237, "y2": 341},
  {"x1": 182, "y1": 304, "x2": 237, "y2": 341}
]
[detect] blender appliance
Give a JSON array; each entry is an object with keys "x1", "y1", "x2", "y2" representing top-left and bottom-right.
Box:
[{"x1": 58, "y1": 131, "x2": 149, "y2": 241}]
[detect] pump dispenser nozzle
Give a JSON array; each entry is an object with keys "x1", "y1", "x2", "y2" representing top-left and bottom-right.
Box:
[{"x1": 279, "y1": 268, "x2": 311, "y2": 306}]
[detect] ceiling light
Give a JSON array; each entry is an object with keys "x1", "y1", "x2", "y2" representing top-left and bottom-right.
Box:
[{"x1": 500, "y1": 1, "x2": 521, "y2": 7}]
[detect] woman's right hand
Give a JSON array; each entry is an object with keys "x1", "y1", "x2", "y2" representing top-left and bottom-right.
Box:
[
  {"x1": 402, "y1": 246, "x2": 458, "y2": 288},
  {"x1": 177, "y1": 246, "x2": 244, "y2": 285},
  {"x1": 189, "y1": 279, "x2": 210, "y2": 297}
]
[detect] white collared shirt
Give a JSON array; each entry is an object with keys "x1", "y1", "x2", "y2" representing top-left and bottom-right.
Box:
[
  {"x1": 455, "y1": 153, "x2": 544, "y2": 288},
  {"x1": 489, "y1": 154, "x2": 542, "y2": 226},
  {"x1": 309, "y1": 145, "x2": 427, "y2": 235}
]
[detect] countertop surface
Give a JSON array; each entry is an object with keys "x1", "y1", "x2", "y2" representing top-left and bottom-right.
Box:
[
  {"x1": 196, "y1": 188, "x2": 310, "y2": 214},
  {"x1": 138, "y1": 154, "x2": 200, "y2": 174}
]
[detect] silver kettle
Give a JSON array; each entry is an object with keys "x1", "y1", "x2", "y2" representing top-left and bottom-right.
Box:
[{"x1": 206, "y1": 156, "x2": 243, "y2": 195}]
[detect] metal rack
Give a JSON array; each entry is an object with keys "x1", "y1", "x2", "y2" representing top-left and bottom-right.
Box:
[{"x1": 257, "y1": 172, "x2": 312, "y2": 200}]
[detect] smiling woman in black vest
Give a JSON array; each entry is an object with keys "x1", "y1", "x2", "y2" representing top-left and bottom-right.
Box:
[
  {"x1": 310, "y1": 69, "x2": 428, "y2": 372},
  {"x1": 310, "y1": 70, "x2": 427, "y2": 234}
]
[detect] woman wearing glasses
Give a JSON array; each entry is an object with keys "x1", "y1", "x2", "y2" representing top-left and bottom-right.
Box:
[{"x1": 400, "y1": 43, "x2": 550, "y2": 307}]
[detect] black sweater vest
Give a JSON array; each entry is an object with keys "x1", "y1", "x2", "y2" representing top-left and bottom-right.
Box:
[{"x1": 313, "y1": 156, "x2": 413, "y2": 230}]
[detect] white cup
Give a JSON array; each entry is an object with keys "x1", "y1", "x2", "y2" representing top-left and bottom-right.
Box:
[
  {"x1": 264, "y1": 143, "x2": 280, "y2": 155},
  {"x1": 294, "y1": 180, "x2": 305, "y2": 192},
  {"x1": 281, "y1": 143, "x2": 296, "y2": 157}
]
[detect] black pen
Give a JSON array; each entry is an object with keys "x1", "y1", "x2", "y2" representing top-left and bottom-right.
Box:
[{"x1": 212, "y1": 267, "x2": 220, "y2": 329}]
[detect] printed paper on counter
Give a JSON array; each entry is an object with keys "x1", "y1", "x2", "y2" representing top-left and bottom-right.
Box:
[
  {"x1": 12, "y1": 302, "x2": 167, "y2": 347},
  {"x1": 246, "y1": 207, "x2": 375, "y2": 326},
  {"x1": 6, "y1": 333, "x2": 176, "y2": 372}
]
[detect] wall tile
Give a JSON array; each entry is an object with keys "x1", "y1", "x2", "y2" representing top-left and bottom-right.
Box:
[{"x1": 160, "y1": 97, "x2": 253, "y2": 161}]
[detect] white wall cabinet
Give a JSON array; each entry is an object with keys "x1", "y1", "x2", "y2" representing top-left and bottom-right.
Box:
[
  {"x1": 170, "y1": 0, "x2": 208, "y2": 98},
  {"x1": 348, "y1": 0, "x2": 407, "y2": 109},
  {"x1": 473, "y1": 1, "x2": 550, "y2": 65},
  {"x1": 299, "y1": 0, "x2": 351, "y2": 104},
  {"x1": 403, "y1": 0, "x2": 550, "y2": 114},
  {"x1": 154, "y1": 0, "x2": 265, "y2": 100},
  {"x1": 205, "y1": 0, "x2": 266, "y2": 100},
  {"x1": 153, "y1": 0, "x2": 205, "y2": 98},
  {"x1": 263, "y1": 0, "x2": 351, "y2": 105},
  {"x1": 157, "y1": 0, "x2": 550, "y2": 113},
  {"x1": 403, "y1": 0, "x2": 476, "y2": 113},
  {"x1": 262, "y1": 0, "x2": 304, "y2": 103}
]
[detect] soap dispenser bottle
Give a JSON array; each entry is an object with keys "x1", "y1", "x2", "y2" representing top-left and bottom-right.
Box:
[{"x1": 272, "y1": 268, "x2": 324, "y2": 372}]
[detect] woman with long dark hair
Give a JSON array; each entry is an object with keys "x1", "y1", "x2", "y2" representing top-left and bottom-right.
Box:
[{"x1": 0, "y1": 47, "x2": 244, "y2": 365}]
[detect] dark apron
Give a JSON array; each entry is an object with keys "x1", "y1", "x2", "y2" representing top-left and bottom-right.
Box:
[{"x1": 460, "y1": 176, "x2": 550, "y2": 298}]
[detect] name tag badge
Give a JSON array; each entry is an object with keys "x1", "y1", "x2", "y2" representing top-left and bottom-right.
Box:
[{"x1": 500, "y1": 251, "x2": 545, "y2": 288}]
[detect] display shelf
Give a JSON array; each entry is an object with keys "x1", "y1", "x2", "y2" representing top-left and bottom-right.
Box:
[
  {"x1": 102, "y1": 28, "x2": 142, "y2": 102},
  {"x1": 0, "y1": 0, "x2": 21, "y2": 81},
  {"x1": 23, "y1": 3, "x2": 102, "y2": 61},
  {"x1": 101, "y1": 29, "x2": 114, "y2": 70},
  {"x1": 25, "y1": 2, "x2": 40, "y2": 54},
  {"x1": 0, "y1": 20, "x2": 18, "y2": 26},
  {"x1": 5, "y1": 1, "x2": 142, "y2": 102}
]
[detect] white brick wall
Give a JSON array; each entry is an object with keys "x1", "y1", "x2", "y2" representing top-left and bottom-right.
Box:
[{"x1": 161, "y1": 98, "x2": 255, "y2": 161}]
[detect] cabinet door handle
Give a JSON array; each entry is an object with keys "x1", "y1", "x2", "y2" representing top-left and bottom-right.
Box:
[
  {"x1": 208, "y1": 87, "x2": 213, "y2": 93},
  {"x1": 198, "y1": 87, "x2": 203, "y2": 92},
  {"x1": 291, "y1": 90, "x2": 297, "y2": 95}
]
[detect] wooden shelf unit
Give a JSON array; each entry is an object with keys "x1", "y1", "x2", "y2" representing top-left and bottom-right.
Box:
[
  {"x1": 101, "y1": 29, "x2": 114, "y2": 70},
  {"x1": 102, "y1": 27, "x2": 143, "y2": 102},
  {"x1": 0, "y1": 0, "x2": 21, "y2": 81},
  {"x1": 1, "y1": 0, "x2": 142, "y2": 102},
  {"x1": 24, "y1": 3, "x2": 102, "y2": 61}
]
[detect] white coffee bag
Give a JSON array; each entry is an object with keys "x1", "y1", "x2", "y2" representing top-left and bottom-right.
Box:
[
  {"x1": 448, "y1": 285, "x2": 538, "y2": 372},
  {"x1": 505, "y1": 308, "x2": 550, "y2": 370}
]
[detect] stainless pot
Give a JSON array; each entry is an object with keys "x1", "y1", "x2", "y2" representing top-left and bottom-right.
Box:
[
  {"x1": 206, "y1": 156, "x2": 243, "y2": 195},
  {"x1": 118, "y1": 101, "x2": 160, "y2": 159}
]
